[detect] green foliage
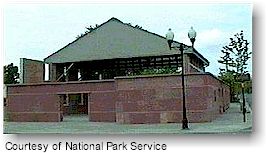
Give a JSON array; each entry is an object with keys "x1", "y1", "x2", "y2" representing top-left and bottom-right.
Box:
[
  {"x1": 218, "y1": 31, "x2": 252, "y2": 101},
  {"x1": 219, "y1": 71, "x2": 241, "y2": 94},
  {"x1": 218, "y1": 30, "x2": 251, "y2": 75},
  {"x1": 130, "y1": 67, "x2": 179, "y2": 76},
  {"x1": 4, "y1": 63, "x2": 19, "y2": 84},
  {"x1": 76, "y1": 24, "x2": 98, "y2": 39}
]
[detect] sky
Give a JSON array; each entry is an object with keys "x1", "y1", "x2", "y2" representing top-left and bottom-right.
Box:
[{"x1": 3, "y1": 3, "x2": 252, "y2": 75}]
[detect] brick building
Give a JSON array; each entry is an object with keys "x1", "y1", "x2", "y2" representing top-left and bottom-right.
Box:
[{"x1": 6, "y1": 18, "x2": 230, "y2": 123}]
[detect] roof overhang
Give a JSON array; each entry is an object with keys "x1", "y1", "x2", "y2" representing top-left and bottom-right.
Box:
[{"x1": 44, "y1": 17, "x2": 209, "y2": 67}]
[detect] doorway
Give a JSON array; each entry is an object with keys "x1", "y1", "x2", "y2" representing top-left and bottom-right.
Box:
[{"x1": 59, "y1": 93, "x2": 89, "y2": 118}]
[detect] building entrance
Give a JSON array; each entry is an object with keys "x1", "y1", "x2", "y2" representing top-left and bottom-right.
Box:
[{"x1": 59, "y1": 93, "x2": 89, "y2": 116}]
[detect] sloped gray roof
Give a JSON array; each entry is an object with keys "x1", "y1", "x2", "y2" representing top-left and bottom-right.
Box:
[{"x1": 44, "y1": 17, "x2": 209, "y2": 65}]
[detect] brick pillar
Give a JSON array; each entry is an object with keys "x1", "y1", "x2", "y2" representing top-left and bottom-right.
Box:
[
  {"x1": 20, "y1": 58, "x2": 44, "y2": 83},
  {"x1": 49, "y1": 63, "x2": 57, "y2": 82},
  {"x1": 184, "y1": 54, "x2": 191, "y2": 74}
]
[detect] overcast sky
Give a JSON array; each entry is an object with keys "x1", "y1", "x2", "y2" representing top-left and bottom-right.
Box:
[{"x1": 4, "y1": 3, "x2": 252, "y2": 75}]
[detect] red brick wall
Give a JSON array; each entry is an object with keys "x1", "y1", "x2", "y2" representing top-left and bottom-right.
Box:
[
  {"x1": 7, "y1": 94, "x2": 61, "y2": 122},
  {"x1": 7, "y1": 80, "x2": 115, "y2": 122},
  {"x1": 115, "y1": 73, "x2": 230, "y2": 124},
  {"x1": 7, "y1": 73, "x2": 230, "y2": 123},
  {"x1": 8, "y1": 80, "x2": 115, "y2": 94},
  {"x1": 20, "y1": 58, "x2": 44, "y2": 83},
  {"x1": 89, "y1": 91, "x2": 116, "y2": 122}
]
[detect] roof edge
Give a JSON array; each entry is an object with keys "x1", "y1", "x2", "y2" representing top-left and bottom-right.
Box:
[
  {"x1": 44, "y1": 17, "x2": 122, "y2": 62},
  {"x1": 44, "y1": 17, "x2": 209, "y2": 65}
]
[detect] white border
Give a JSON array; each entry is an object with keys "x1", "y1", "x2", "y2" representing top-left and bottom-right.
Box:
[{"x1": 1, "y1": 0, "x2": 267, "y2": 153}]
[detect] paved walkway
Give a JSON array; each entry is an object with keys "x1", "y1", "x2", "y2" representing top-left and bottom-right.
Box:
[
  {"x1": 4, "y1": 103, "x2": 252, "y2": 134},
  {"x1": 183, "y1": 102, "x2": 252, "y2": 134}
]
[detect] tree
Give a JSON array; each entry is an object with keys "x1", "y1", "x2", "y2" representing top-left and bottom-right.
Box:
[
  {"x1": 218, "y1": 31, "x2": 252, "y2": 100},
  {"x1": 218, "y1": 30, "x2": 251, "y2": 75},
  {"x1": 4, "y1": 63, "x2": 19, "y2": 84}
]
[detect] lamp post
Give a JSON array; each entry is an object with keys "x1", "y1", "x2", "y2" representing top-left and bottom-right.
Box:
[
  {"x1": 241, "y1": 83, "x2": 246, "y2": 122},
  {"x1": 180, "y1": 44, "x2": 189, "y2": 129},
  {"x1": 166, "y1": 28, "x2": 189, "y2": 129},
  {"x1": 181, "y1": 26, "x2": 196, "y2": 129},
  {"x1": 238, "y1": 73, "x2": 250, "y2": 122}
]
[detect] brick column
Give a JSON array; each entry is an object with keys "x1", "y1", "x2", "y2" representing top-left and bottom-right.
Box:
[
  {"x1": 184, "y1": 54, "x2": 191, "y2": 74},
  {"x1": 20, "y1": 58, "x2": 44, "y2": 83},
  {"x1": 49, "y1": 63, "x2": 57, "y2": 82}
]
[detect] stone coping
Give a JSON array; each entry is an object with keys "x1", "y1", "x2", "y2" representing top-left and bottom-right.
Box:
[
  {"x1": 6, "y1": 72, "x2": 228, "y2": 88},
  {"x1": 115, "y1": 72, "x2": 215, "y2": 80},
  {"x1": 6, "y1": 79, "x2": 115, "y2": 87}
]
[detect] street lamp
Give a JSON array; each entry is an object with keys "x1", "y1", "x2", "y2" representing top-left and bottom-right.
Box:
[
  {"x1": 166, "y1": 28, "x2": 189, "y2": 129},
  {"x1": 166, "y1": 28, "x2": 174, "y2": 50},
  {"x1": 188, "y1": 26, "x2": 196, "y2": 47}
]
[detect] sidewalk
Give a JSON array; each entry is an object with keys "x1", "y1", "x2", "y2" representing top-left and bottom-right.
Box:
[
  {"x1": 180, "y1": 102, "x2": 252, "y2": 134},
  {"x1": 4, "y1": 103, "x2": 252, "y2": 134}
]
